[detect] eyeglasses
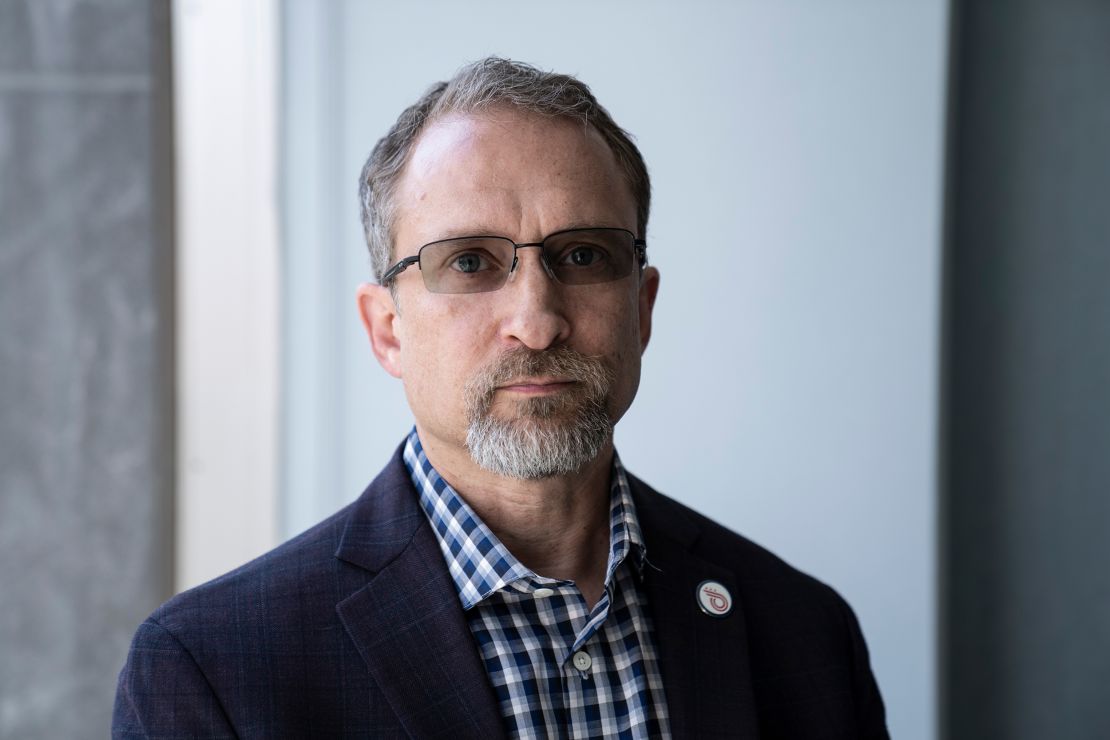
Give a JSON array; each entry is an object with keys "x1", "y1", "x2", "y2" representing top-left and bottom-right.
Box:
[{"x1": 380, "y1": 227, "x2": 647, "y2": 295}]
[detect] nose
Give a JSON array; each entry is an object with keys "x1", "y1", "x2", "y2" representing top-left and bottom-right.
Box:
[
  {"x1": 509, "y1": 242, "x2": 556, "y2": 281},
  {"x1": 500, "y1": 246, "x2": 570, "y2": 350}
]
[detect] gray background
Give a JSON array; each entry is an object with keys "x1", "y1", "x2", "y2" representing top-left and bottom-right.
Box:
[
  {"x1": 942, "y1": 1, "x2": 1110, "y2": 737},
  {"x1": 0, "y1": 0, "x2": 174, "y2": 736}
]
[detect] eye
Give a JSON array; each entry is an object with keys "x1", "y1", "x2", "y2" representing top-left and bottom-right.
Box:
[
  {"x1": 449, "y1": 252, "x2": 489, "y2": 273},
  {"x1": 560, "y1": 245, "x2": 608, "y2": 268}
]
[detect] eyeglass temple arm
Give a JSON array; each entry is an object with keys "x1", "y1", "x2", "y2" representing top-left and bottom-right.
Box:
[{"x1": 381, "y1": 255, "x2": 421, "y2": 284}]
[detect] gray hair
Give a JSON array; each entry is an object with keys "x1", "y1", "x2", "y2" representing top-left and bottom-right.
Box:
[{"x1": 358, "y1": 57, "x2": 652, "y2": 283}]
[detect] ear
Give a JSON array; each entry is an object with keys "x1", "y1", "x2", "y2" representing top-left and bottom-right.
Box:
[
  {"x1": 637, "y1": 266, "x2": 660, "y2": 353},
  {"x1": 356, "y1": 283, "x2": 403, "y2": 379}
]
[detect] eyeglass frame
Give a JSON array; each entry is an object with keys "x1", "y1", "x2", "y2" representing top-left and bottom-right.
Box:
[{"x1": 379, "y1": 226, "x2": 648, "y2": 293}]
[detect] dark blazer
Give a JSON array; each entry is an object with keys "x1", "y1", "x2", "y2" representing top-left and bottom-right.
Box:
[{"x1": 113, "y1": 447, "x2": 889, "y2": 738}]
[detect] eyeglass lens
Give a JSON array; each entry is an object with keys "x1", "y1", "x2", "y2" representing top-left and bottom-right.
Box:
[{"x1": 418, "y1": 228, "x2": 638, "y2": 294}]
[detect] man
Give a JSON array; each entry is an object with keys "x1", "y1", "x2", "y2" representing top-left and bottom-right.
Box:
[{"x1": 114, "y1": 58, "x2": 888, "y2": 738}]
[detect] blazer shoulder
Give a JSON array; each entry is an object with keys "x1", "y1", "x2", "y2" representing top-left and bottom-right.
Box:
[
  {"x1": 154, "y1": 499, "x2": 358, "y2": 624},
  {"x1": 630, "y1": 474, "x2": 889, "y2": 737},
  {"x1": 629, "y1": 473, "x2": 837, "y2": 592},
  {"x1": 151, "y1": 445, "x2": 418, "y2": 630}
]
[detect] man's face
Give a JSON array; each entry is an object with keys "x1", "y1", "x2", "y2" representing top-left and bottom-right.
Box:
[{"x1": 360, "y1": 107, "x2": 659, "y2": 477}]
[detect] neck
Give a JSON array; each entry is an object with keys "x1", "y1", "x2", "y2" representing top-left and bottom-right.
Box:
[{"x1": 417, "y1": 425, "x2": 614, "y2": 608}]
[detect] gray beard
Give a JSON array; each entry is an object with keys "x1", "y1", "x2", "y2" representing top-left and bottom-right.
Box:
[{"x1": 464, "y1": 347, "x2": 614, "y2": 480}]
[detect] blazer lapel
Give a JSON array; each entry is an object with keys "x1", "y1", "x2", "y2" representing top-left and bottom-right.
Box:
[
  {"x1": 633, "y1": 477, "x2": 761, "y2": 738},
  {"x1": 334, "y1": 452, "x2": 506, "y2": 738}
]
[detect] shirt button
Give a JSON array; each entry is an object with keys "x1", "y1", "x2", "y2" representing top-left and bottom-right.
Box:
[
  {"x1": 572, "y1": 651, "x2": 592, "y2": 672},
  {"x1": 534, "y1": 587, "x2": 555, "y2": 598}
]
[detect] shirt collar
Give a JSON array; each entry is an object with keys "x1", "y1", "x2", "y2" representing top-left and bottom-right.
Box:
[{"x1": 403, "y1": 428, "x2": 647, "y2": 611}]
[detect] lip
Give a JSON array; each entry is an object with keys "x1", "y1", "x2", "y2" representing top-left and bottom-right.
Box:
[{"x1": 496, "y1": 377, "x2": 576, "y2": 395}]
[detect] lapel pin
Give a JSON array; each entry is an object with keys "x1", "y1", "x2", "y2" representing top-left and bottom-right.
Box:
[{"x1": 696, "y1": 580, "x2": 733, "y2": 618}]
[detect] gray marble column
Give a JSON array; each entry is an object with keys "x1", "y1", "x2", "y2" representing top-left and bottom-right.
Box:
[
  {"x1": 942, "y1": 1, "x2": 1110, "y2": 738},
  {"x1": 0, "y1": 1, "x2": 174, "y2": 736}
]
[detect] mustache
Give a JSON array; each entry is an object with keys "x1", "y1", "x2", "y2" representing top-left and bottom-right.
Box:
[{"x1": 464, "y1": 346, "x2": 614, "y2": 408}]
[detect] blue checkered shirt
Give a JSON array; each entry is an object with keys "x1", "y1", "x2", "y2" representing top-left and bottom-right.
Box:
[{"x1": 404, "y1": 430, "x2": 672, "y2": 739}]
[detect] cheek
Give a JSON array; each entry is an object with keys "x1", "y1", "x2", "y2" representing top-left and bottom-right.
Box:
[
  {"x1": 616, "y1": 294, "x2": 647, "y2": 376},
  {"x1": 579, "y1": 292, "x2": 644, "y2": 378},
  {"x1": 610, "y1": 291, "x2": 646, "y2": 353},
  {"x1": 401, "y1": 304, "x2": 488, "y2": 398}
]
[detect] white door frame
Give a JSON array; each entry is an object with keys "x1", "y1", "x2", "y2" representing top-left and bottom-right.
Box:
[{"x1": 171, "y1": 0, "x2": 281, "y2": 591}]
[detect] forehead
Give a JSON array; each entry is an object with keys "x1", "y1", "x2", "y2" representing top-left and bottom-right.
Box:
[{"x1": 392, "y1": 108, "x2": 637, "y2": 249}]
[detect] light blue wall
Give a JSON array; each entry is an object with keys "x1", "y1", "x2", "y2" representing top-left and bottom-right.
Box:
[{"x1": 281, "y1": 2, "x2": 947, "y2": 737}]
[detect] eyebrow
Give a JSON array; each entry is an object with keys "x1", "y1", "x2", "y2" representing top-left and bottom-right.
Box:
[
  {"x1": 425, "y1": 229, "x2": 506, "y2": 242},
  {"x1": 424, "y1": 223, "x2": 624, "y2": 244}
]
